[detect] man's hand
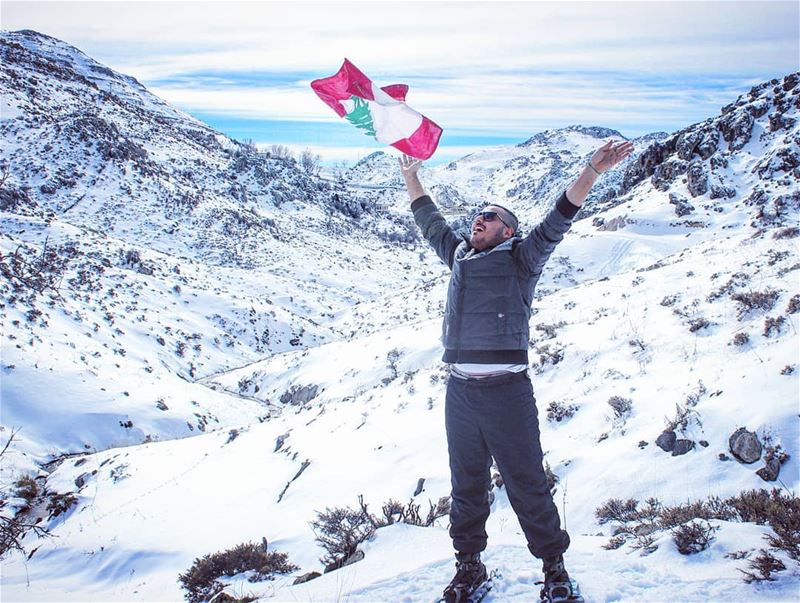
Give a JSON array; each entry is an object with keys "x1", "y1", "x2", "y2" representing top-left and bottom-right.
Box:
[
  {"x1": 399, "y1": 154, "x2": 422, "y2": 176},
  {"x1": 399, "y1": 154, "x2": 426, "y2": 202},
  {"x1": 589, "y1": 139, "x2": 635, "y2": 173},
  {"x1": 567, "y1": 139, "x2": 635, "y2": 208}
]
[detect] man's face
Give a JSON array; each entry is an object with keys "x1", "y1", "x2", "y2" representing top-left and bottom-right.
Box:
[{"x1": 470, "y1": 205, "x2": 513, "y2": 251}]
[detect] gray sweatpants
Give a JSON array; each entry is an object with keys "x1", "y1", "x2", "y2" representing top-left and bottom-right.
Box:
[{"x1": 445, "y1": 369, "x2": 570, "y2": 559}]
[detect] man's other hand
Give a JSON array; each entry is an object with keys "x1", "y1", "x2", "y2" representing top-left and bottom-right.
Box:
[
  {"x1": 399, "y1": 154, "x2": 423, "y2": 176},
  {"x1": 590, "y1": 140, "x2": 635, "y2": 173}
]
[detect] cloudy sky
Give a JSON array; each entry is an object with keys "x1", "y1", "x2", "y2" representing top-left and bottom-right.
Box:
[{"x1": 3, "y1": 0, "x2": 798, "y2": 164}]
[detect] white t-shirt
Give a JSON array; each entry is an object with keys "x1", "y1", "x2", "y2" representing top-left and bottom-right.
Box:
[{"x1": 452, "y1": 363, "x2": 528, "y2": 376}]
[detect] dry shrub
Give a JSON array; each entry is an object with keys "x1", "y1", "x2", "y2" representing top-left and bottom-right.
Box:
[{"x1": 178, "y1": 541, "x2": 297, "y2": 603}]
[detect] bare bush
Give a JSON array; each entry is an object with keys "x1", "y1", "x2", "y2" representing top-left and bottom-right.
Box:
[
  {"x1": 0, "y1": 239, "x2": 78, "y2": 299},
  {"x1": 546, "y1": 400, "x2": 579, "y2": 423},
  {"x1": 299, "y1": 149, "x2": 321, "y2": 175},
  {"x1": 269, "y1": 144, "x2": 292, "y2": 159},
  {"x1": 672, "y1": 520, "x2": 718, "y2": 555},
  {"x1": 0, "y1": 431, "x2": 51, "y2": 558},
  {"x1": 731, "y1": 289, "x2": 780, "y2": 319},
  {"x1": 740, "y1": 549, "x2": 786, "y2": 583},
  {"x1": 178, "y1": 540, "x2": 298, "y2": 603},
  {"x1": 608, "y1": 396, "x2": 633, "y2": 423},
  {"x1": 598, "y1": 488, "x2": 800, "y2": 581},
  {"x1": 731, "y1": 332, "x2": 750, "y2": 346},
  {"x1": 311, "y1": 500, "x2": 377, "y2": 566}
]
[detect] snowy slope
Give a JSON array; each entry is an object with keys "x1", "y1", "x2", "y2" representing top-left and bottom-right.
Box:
[{"x1": 1, "y1": 30, "x2": 799, "y2": 603}]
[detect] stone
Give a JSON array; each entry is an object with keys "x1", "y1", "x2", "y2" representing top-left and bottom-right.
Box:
[
  {"x1": 293, "y1": 571, "x2": 321, "y2": 585},
  {"x1": 597, "y1": 215, "x2": 627, "y2": 231},
  {"x1": 672, "y1": 439, "x2": 696, "y2": 456},
  {"x1": 729, "y1": 427, "x2": 762, "y2": 464},
  {"x1": 280, "y1": 384, "x2": 319, "y2": 405},
  {"x1": 686, "y1": 160, "x2": 709, "y2": 197},
  {"x1": 710, "y1": 185, "x2": 737, "y2": 200},
  {"x1": 324, "y1": 549, "x2": 366, "y2": 573},
  {"x1": 669, "y1": 193, "x2": 695, "y2": 216},
  {"x1": 341, "y1": 549, "x2": 365, "y2": 568},
  {"x1": 756, "y1": 458, "x2": 781, "y2": 482},
  {"x1": 656, "y1": 430, "x2": 677, "y2": 452},
  {"x1": 638, "y1": 440, "x2": 649, "y2": 449},
  {"x1": 651, "y1": 159, "x2": 688, "y2": 191},
  {"x1": 719, "y1": 109, "x2": 754, "y2": 152},
  {"x1": 696, "y1": 130, "x2": 720, "y2": 160}
]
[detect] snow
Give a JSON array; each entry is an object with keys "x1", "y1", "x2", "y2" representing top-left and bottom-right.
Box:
[{"x1": 1, "y1": 30, "x2": 799, "y2": 603}]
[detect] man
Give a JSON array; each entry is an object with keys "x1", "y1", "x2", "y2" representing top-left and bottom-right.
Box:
[{"x1": 399, "y1": 139, "x2": 634, "y2": 603}]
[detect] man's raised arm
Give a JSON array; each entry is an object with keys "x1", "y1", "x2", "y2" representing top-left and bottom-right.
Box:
[
  {"x1": 399, "y1": 155, "x2": 426, "y2": 202},
  {"x1": 400, "y1": 154, "x2": 462, "y2": 268},
  {"x1": 514, "y1": 139, "x2": 635, "y2": 276},
  {"x1": 565, "y1": 140, "x2": 635, "y2": 207}
]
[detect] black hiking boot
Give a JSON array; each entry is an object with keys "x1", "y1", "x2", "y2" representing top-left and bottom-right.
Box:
[
  {"x1": 442, "y1": 552, "x2": 488, "y2": 603},
  {"x1": 538, "y1": 555, "x2": 583, "y2": 602}
]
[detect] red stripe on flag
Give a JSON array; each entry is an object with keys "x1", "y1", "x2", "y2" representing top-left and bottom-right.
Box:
[
  {"x1": 391, "y1": 116, "x2": 443, "y2": 160},
  {"x1": 310, "y1": 58, "x2": 375, "y2": 116},
  {"x1": 381, "y1": 84, "x2": 408, "y2": 102}
]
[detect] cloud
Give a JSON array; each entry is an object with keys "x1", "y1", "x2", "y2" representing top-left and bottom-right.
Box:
[{"x1": 4, "y1": 1, "x2": 797, "y2": 154}]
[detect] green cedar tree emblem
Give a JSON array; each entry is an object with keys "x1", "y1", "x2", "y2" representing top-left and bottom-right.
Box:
[{"x1": 344, "y1": 96, "x2": 376, "y2": 137}]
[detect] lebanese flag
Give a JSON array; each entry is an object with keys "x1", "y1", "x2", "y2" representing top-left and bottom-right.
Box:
[{"x1": 311, "y1": 59, "x2": 443, "y2": 160}]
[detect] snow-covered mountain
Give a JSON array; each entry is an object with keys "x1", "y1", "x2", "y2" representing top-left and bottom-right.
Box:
[{"x1": 1, "y1": 29, "x2": 798, "y2": 603}]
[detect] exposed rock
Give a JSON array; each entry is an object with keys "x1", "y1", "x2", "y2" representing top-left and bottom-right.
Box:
[
  {"x1": 768, "y1": 112, "x2": 795, "y2": 132},
  {"x1": 656, "y1": 430, "x2": 677, "y2": 452},
  {"x1": 783, "y1": 72, "x2": 800, "y2": 91},
  {"x1": 652, "y1": 159, "x2": 688, "y2": 191},
  {"x1": 756, "y1": 458, "x2": 781, "y2": 482},
  {"x1": 686, "y1": 160, "x2": 709, "y2": 197},
  {"x1": 754, "y1": 146, "x2": 800, "y2": 180},
  {"x1": 696, "y1": 130, "x2": 720, "y2": 160},
  {"x1": 280, "y1": 384, "x2": 319, "y2": 405},
  {"x1": 728, "y1": 427, "x2": 762, "y2": 464},
  {"x1": 293, "y1": 571, "x2": 321, "y2": 585},
  {"x1": 719, "y1": 109, "x2": 754, "y2": 152},
  {"x1": 597, "y1": 215, "x2": 627, "y2": 231},
  {"x1": 672, "y1": 439, "x2": 696, "y2": 456},
  {"x1": 709, "y1": 184, "x2": 737, "y2": 200},
  {"x1": 274, "y1": 432, "x2": 289, "y2": 452},
  {"x1": 710, "y1": 155, "x2": 729, "y2": 170},
  {"x1": 324, "y1": 549, "x2": 365, "y2": 573},
  {"x1": 621, "y1": 137, "x2": 676, "y2": 193},
  {"x1": 413, "y1": 477, "x2": 425, "y2": 497},
  {"x1": 676, "y1": 128, "x2": 719, "y2": 161},
  {"x1": 669, "y1": 193, "x2": 695, "y2": 216}
]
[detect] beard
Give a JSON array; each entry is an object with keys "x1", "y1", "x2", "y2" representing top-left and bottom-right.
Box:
[{"x1": 469, "y1": 229, "x2": 506, "y2": 251}]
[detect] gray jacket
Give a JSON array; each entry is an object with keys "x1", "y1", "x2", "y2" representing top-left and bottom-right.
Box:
[{"x1": 412, "y1": 192, "x2": 577, "y2": 363}]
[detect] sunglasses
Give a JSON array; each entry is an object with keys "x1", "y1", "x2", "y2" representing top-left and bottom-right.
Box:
[{"x1": 472, "y1": 211, "x2": 512, "y2": 230}]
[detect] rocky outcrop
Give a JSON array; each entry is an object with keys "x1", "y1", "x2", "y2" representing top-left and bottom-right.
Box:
[
  {"x1": 669, "y1": 193, "x2": 695, "y2": 216},
  {"x1": 652, "y1": 159, "x2": 688, "y2": 191},
  {"x1": 279, "y1": 384, "x2": 319, "y2": 405},
  {"x1": 620, "y1": 72, "x2": 799, "y2": 211},
  {"x1": 686, "y1": 160, "x2": 710, "y2": 197}
]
